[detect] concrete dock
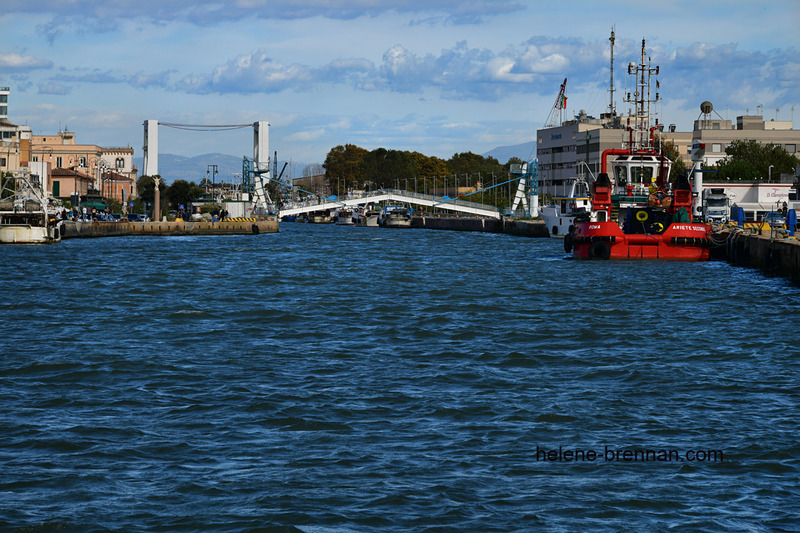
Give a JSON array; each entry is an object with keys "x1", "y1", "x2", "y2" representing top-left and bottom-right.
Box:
[
  {"x1": 411, "y1": 216, "x2": 549, "y2": 237},
  {"x1": 61, "y1": 218, "x2": 279, "y2": 239},
  {"x1": 714, "y1": 229, "x2": 800, "y2": 285}
]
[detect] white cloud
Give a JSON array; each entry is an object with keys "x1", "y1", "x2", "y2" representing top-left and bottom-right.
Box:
[
  {"x1": 0, "y1": 53, "x2": 52, "y2": 70},
  {"x1": 289, "y1": 128, "x2": 326, "y2": 141},
  {"x1": 37, "y1": 81, "x2": 71, "y2": 95}
]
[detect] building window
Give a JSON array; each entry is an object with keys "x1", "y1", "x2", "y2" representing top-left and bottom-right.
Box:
[
  {"x1": 786, "y1": 144, "x2": 796, "y2": 154},
  {"x1": 116, "y1": 158, "x2": 125, "y2": 169},
  {"x1": 53, "y1": 181, "x2": 60, "y2": 196},
  {"x1": 32, "y1": 156, "x2": 39, "y2": 162},
  {"x1": 56, "y1": 156, "x2": 62, "y2": 168},
  {"x1": 0, "y1": 157, "x2": 6, "y2": 166},
  {"x1": 79, "y1": 157, "x2": 86, "y2": 167},
  {"x1": 712, "y1": 143, "x2": 722, "y2": 153}
]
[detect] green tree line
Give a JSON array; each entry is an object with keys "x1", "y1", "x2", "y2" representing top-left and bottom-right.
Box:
[
  {"x1": 711, "y1": 140, "x2": 798, "y2": 182},
  {"x1": 323, "y1": 144, "x2": 523, "y2": 206}
]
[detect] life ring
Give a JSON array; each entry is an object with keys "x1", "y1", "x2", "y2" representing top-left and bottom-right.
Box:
[
  {"x1": 589, "y1": 240, "x2": 611, "y2": 260},
  {"x1": 652, "y1": 222, "x2": 664, "y2": 233},
  {"x1": 635, "y1": 210, "x2": 649, "y2": 222}
]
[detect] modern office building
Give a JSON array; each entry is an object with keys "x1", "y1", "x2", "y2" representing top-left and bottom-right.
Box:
[
  {"x1": 538, "y1": 110, "x2": 798, "y2": 187},
  {"x1": 536, "y1": 108, "x2": 799, "y2": 219}
]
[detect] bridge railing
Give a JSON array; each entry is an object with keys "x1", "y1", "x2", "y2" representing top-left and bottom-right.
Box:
[
  {"x1": 380, "y1": 188, "x2": 499, "y2": 214},
  {"x1": 279, "y1": 187, "x2": 501, "y2": 217}
]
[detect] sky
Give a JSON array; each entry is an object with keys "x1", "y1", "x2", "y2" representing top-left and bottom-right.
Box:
[{"x1": 2, "y1": 0, "x2": 799, "y2": 169}]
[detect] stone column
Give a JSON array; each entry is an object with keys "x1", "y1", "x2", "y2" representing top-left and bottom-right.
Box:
[{"x1": 153, "y1": 176, "x2": 161, "y2": 222}]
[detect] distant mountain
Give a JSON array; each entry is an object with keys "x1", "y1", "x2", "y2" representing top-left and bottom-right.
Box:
[
  {"x1": 483, "y1": 141, "x2": 536, "y2": 164},
  {"x1": 134, "y1": 143, "x2": 535, "y2": 185},
  {"x1": 133, "y1": 153, "x2": 310, "y2": 184}
]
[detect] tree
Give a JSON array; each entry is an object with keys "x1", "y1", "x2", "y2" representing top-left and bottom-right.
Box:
[
  {"x1": 167, "y1": 179, "x2": 204, "y2": 210},
  {"x1": 137, "y1": 175, "x2": 166, "y2": 205},
  {"x1": 661, "y1": 140, "x2": 687, "y2": 182},
  {"x1": 504, "y1": 157, "x2": 524, "y2": 171},
  {"x1": 447, "y1": 152, "x2": 504, "y2": 177},
  {"x1": 323, "y1": 144, "x2": 368, "y2": 192},
  {"x1": 715, "y1": 139, "x2": 799, "y2": 181},
  {"x1": 361, "y1": 148, "x2": 418, "y2": 189},
  {"x1": 410, "y1": 152, "x2": 447, "y2": 177}
]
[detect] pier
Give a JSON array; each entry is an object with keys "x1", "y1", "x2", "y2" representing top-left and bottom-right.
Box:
[
  {"x1": 411, "y1": 216, "x2": 548, "y2": 237},
  {"x1": 61, "y1": 218, "x2": 278, "y2": 239},
  {"x1": 715, "y1": 229, "x2": 800, "y2": 285}
]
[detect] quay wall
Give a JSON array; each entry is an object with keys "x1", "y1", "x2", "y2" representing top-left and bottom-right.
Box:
[
  {"x1": 62, "y1": 219, "x2": 278, "y2": 239},
  {"x1": 411, "y1": 216, "x2": 549, "y2": 237},
  {"x1": 718, "y1": 231, "x2": 800, "y2": 285}
]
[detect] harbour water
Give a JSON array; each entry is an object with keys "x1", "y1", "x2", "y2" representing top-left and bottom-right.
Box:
[{"x1": 2, "y1": 223, "x2": 799, "y2": 532}]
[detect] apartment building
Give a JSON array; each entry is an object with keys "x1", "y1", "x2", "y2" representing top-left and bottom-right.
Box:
[{"x1": 0, "y1": 87, "x2": 138, "y2": 204}]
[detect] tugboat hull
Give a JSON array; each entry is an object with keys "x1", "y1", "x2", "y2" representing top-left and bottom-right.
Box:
[{"x1": 571, "y1": 221, "x2": 711, "y2": 260}]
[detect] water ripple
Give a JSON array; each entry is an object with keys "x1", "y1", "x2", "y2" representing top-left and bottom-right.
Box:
[{"x1": 1, "y1": 224, "x2": 798, "y2": 531}]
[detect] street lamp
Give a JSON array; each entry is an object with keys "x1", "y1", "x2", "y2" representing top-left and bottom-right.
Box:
[{"x1": 769, "y1": 165, "x2": 774, "y2": 182}]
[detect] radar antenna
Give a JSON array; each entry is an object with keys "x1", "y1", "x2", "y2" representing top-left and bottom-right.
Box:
[{"x1": 608, "y1": 27, "x2": 616, "y2": 116}]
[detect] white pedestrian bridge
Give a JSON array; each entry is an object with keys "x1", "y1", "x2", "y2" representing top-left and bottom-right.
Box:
[{"x1": 279, "y1": 188, "x2": 501, "y2": 219}]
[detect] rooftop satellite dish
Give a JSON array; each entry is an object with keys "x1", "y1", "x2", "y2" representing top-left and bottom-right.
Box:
[{"x1": 700, "y1": 101, "x2": 713, "y2": 114}]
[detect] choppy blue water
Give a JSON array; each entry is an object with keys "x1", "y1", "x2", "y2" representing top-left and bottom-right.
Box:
[{"x1": 2, "y1": 223, "x2": 799, "y2": 532}]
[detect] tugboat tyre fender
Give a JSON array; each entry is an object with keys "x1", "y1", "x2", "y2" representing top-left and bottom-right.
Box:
[
  {"x1": 251, "y1": 223, "x2": 260, "y2": 234},
  {"x1": 589, "y1": 240, "x2": 611, "y2": 260},
  {"x1": 564, "y1": 232, "x2": 573, "y2": 253}
]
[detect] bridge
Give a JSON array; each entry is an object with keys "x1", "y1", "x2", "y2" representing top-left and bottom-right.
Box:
[{"x1": 279, "y1": 188, "x2": 502, "y2": 219}]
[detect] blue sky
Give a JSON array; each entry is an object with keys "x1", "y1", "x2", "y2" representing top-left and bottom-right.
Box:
[{"x1": 2, "y1": 0, "x2": 799, "y2": 167}]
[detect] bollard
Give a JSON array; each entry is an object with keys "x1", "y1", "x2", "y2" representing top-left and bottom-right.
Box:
[{"x1": 731, "y1": 206, "x2": 745, "y2": 227}]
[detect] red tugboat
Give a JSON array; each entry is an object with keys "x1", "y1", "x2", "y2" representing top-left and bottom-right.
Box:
[{"x1": 568, "y1": 40, "x2": 711, "y2": 261}]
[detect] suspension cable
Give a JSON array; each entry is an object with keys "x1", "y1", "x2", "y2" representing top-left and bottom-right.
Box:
[{"x1": 158, "y1": 123, "x2": 253, "y2": 131}]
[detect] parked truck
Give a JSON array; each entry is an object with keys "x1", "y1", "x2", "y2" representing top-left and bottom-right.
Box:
[{"x1": 701, "y1": 188, "x2": 730, "y2": 223}]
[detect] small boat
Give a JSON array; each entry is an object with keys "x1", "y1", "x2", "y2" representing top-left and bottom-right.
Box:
[
  {"x1": 354, "y1": 207, "x2": 379, "y2": 227},
  {"x1": 540, "y1": 177, "x2": 591, "y2": 237},
  {"x1": 0, "y1": 169, "x2": 63, "y2": 244},
  {"x1": 568, "y1": 39, "x2": 711, "y2": 261},
  {"x1": 378, "y1": 205, "x2": 412, "y2": 228},
  {"x1": 308, "y1": 210, "x2": 334, "y2": 223},
  {"x1": 334, "y1": 208, "x2": 355, "y2": 225}
]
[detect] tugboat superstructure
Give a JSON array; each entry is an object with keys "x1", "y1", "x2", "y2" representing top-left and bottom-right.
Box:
[{"x1": 569, "y1": 39, "x2": 711, "y2": 260}]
